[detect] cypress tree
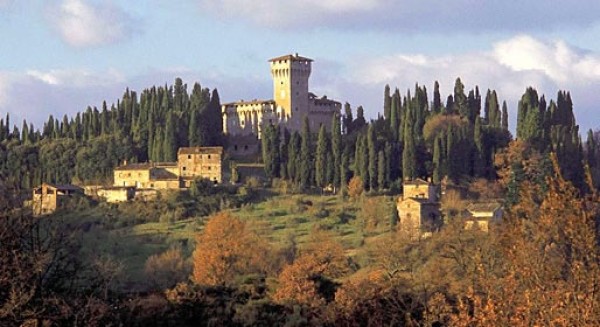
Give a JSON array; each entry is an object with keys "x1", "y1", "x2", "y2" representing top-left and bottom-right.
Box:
[
  {"x1": 163, "y1": 112, "x2": 177, "y2": 161},
  {"x1": 502, "y1": 101, "x2": 509, "y2": 131},
  {"x1": 360, "y1": 133, "x2": 369, "y2": 189},
  {"x1": 432, "y1": 135, "x2": 442, "y2": 184},
  {"x1": 262, "y1": 124, "x2": 275, "y2": 179},
  {"x1": 340, "y1": 151, "x2": 349, "y2": 194},
  {"x1": 402, "y1": 108, "x2": 417, "y2": 180},
  {"x1": 288, "y1": 132, "x2": 300, "y2": 183},
  {"x1": 473, "y1": 117, "x2": 485, "y2": 177},
  {"x1": 390, "y1": 93, "x2": 400, "y2": 142},
  {"x1": 377, "y1": 150, "x2": 386, "y2": 191},
  {"x1": 300, "y1": 117, "x2": 313, "y2": 190},
  {"x1": 433, "y1": 81, "x2": 442, "y2": 114},
  {"x1": 316, "y1": 125, "x2": 328, "y2": 189},
  {"x1": 367, "y1": 124, "x2": 378, "y2": 190},
  {"x1": 280, "y1": 128, "x2": 290, "y2": 179},
  {"x1": 453, "y1": 78, "x2": 468, "y2": 118},
  {"x1": 331, "y1": 114, "x2": 342, "y2": 189},
  {"x1": 343, "y1": 102, "x2": 353, "y2": 134},
  {"x1": 384, "y1": 84, "x2": 392, "y2": 121}
]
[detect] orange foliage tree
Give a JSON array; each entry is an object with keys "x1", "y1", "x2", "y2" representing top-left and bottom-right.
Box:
[
  {"x1": 192, "y1": 212, "x2": 271, "y2": 286},
  {"x1": 272, "y1": 231, "x2": 350, "y2": 307},
  {"x1": 445, "y1": 154, "x2": 600, "y2": 326}
]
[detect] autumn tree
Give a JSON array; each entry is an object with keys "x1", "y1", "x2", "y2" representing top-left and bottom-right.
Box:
[
  {"x1": 272, "y1": 231, "x2": 350, "y2": 307},
  {"x1": 192, "y1": 212, "x2": 270, "y2": 286}
]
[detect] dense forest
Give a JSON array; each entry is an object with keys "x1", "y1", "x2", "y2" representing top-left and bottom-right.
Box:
[
  {"x1": 0, "y1": 77, "x2": 222, "y2": 192},
  {"x1": 2, "y1": 76, "x2": 600, "y2": 326},
  {"x1": 1, "y1": 76, "x2": 599, "y2": 196}
]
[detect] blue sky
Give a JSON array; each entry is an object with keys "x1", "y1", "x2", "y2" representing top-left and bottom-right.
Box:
[{"x1": 2, "y1": 0, "x2": 600, "y2": 133}]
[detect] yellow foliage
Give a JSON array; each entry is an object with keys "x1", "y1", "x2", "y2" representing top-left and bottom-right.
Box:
[
  {"x1": 347, "y1": 176, "x2": 364, "y2": 199},
  {"x1": 272, "y1": 231, "x2": 350, "y2": 306},
  {"x1": 192, "y1": 211, "x2": 270, "y2": 286}
]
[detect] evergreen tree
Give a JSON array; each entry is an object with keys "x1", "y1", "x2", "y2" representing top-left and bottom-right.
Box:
[
  {"x1": 502, "y1": 101, "x2": 509, "y2": 131},
  {"x1": 315, "y1": 125, "x2": 329, "y2": 189},
  {"x1": 288, "y1": 132, "x2": 301, "y2": 183},
  {"x1": 432, "y1": 135, "x2": 443, "y2": 184},
  {"x1": 383, "y1": 84, "x2": 392, "y2": 121},
  {"x1": 390, "y1": 93, "x2": 400, "y2": 142},
  {"x1": 331, "y1": 115, "x2": 342, "y2": 189},
  {"x1": 473, "y1": 117, "x2": 485, "y2": 177},
  {"x1": 402, "y1": 108, "x2": 417, "y2": 180},
  {"x1": 163, "y1": 112, "x2": 177, "y2": 161},
  {"x1": 453, "y1": 78, "x2": 468, "y2": 118},
  {"x1": 367, "y1": 124, "x2": 378, "y2": 190},
  {"x1": 343, "y1": 102, "x2": 353, "y2": 134},
  {"x1": 280, "y1": 128, "x2": 290, "y2": 179},
  {"x1": 377, "y1": 150, "x2": 386, "y2": 191},
  {"x1": 299, "y1": 117, "x2": 313, "y2": 190},
  {"x1": 432, "y1": 81, "x2": 442, "y2": 114}
]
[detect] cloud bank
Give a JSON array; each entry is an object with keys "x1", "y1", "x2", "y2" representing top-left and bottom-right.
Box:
[
  {"x1": 48, "y1": 0, "x2": 136, "y2": 47},
  {"x1": 2, "y1": 35, "x2": 600, "y2": 134},
  {"x1": 196, "y1": 0, "x2": 600, "y2": 32},
  {"x1": 316, "y1": 35, "x2": 600, "y2": 132}
]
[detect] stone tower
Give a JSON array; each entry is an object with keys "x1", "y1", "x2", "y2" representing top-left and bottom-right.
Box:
[{"x1": 269, "y1": 53, "x2": 312, "y2": 125}]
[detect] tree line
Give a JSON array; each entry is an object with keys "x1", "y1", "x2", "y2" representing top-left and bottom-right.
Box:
[
  {"x1": 0, "y1": 78, "x2": 222, "y2": 192},
  {"x1": 262, "y1": 78, "x2": 600, "y2": 194}
]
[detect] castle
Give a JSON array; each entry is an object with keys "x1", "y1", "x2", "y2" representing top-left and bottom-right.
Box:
[{"x1": 222, "y1": 54, "x2": 341, "y2": 140}]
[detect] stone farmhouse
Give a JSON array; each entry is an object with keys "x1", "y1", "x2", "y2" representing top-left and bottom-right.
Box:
[
  {"x1": 103, "y1": 146, "x2": 223, "y2": 202},
  {"x1": 397, "y1": 179, "x2": 442, "y2": 238},
  {"x1": 397, "y1": 178, "x2": 504, "y2": 237},
  {"x1": 32, "y1": 183, "x2": 84, "y2": 216},
  {"x1": 222, "y1": 53, "x2": 341, "y2": 157}
]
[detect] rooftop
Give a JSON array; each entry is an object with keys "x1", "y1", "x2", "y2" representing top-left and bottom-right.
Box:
[
  {"x1": 35, "y1": 183, "x2": 83, "y2": 192},
  {"x1": 467, "y1": 201, "x2": 503, "y2": 213},
  {"x1": 114, "y1": 162, "x2": 177, "y2": 171},
  {"x1": 178, "y1": 146, "x2": 224, "y2": 155},
  {"x1": 269, "y1": 53, "x2": 313, "y2": 63}
]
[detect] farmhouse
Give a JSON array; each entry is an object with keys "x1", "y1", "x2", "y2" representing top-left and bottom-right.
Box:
[{"x1": 32, "y1": 183, "x2": 84, "y2": 216}]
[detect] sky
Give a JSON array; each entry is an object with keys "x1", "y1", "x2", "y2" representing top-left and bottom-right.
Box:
[{"x1": 2, "y1": 0, "x2": 600, "y2": 133}]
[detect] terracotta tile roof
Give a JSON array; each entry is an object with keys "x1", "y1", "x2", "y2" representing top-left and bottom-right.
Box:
[
  {"x1": 178, "y1": 147, "x2": 223, "y2": 155},
  {"x1": 37, "y1": 183, "x2": 83, "y2": 192},
  {"x1": 269, "y1": 54, "x2": 313, "y2": 62},
  {"x1": 114, "y1": 162, "x2": 177, "y2": 171},
  {"x1": 467, "y1": 201, "x2": 502, "y2": 213}
]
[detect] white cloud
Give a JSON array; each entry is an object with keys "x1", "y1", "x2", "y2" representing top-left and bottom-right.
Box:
[
  {"x1": 196, "y1": 0, "x2": 600, "y2": 32},
  {"x1": 0, "y1": 0, "x2": 14, "y2": 9},
  {"x1": 328, "y1": 35, "x2": 600, "y2": 132},
  {"x1": 0, "y1": 68, "x2": 129, "y2": 128},
  {"x1": 48, "y1": 0, "x2": 135, "y2": 47}
]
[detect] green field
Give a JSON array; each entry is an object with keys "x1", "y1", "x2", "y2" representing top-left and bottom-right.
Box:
[{"x1": 56, "y1": 191, "x2": 397, "y2": 292}]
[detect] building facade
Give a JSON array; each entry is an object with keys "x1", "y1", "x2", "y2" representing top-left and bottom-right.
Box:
[
  {"x1": 397, "y1": 179, "x2": 442, "y2": 238},
  {"x1": 32, "y1": 183, "x2": 83, "y2": 216},
  {"x1": 222, "y1": 54, "x2": 341, "y2": 139},
  {"x1": 177, "y1": 146, "x2": 223, "y2": 186}
]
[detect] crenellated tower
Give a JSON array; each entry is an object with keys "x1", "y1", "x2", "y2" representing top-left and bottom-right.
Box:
[{"x1": 269, "y1": 53, "x2": 312, "y2": 122}]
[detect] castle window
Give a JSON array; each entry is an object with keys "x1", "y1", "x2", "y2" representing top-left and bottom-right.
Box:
[
  {"x1": 188, "y1": 155, "x2": 191, "y2": 159},
  {"x1": 208, "y1": 167, "x2": 211, "y2": 170},
  {"x1": 208, "y1": 155, "x2": 211, "y2": 159},
  {"x1": 234, "y1": 145, "x2": 238, "y2": 151},
  {"x1": 182, "y1": 167, "x2": 186, "y2": 171},
  {"x1": 244, "y1": 145, "x2": 249, "y2": 150},
  {"x1": 295, "y1": 107, "x2": 298, "y2": 111}
]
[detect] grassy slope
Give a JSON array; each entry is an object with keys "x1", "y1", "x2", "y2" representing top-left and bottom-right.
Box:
[{"x1": 57, "y1": 191, "x2": 397, "y2": 292}]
